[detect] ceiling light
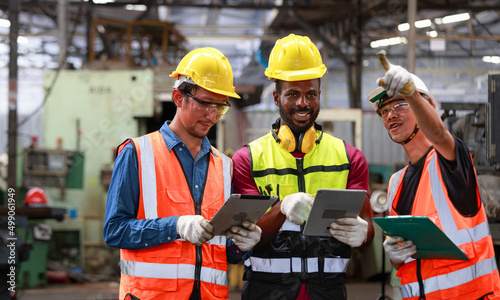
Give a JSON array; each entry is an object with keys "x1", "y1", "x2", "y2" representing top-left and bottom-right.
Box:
[
  {"x1": 370, "y1": 37, "x2": 408, "y2": 48},
  {"x1": 398, "y1": 19, "x2": 431, "y2": 31},
  {"x1": 436, "y1": 12, "x2": 470, "y2": 25},
  {"x1": 483, "y1": 56, "x2": 500, "y2": 64},
  {"x1": 17, "y1": 36, "x2": 29, "y2": 44},
  {"x1": 426, "y1": 31, "x2": 438, "y2": 38},
  {"x1": 92, "y1": 0, "x2": 115, "y2": 4},
  {"x1": 125, "y1": 4, "x2": 147, "y2": 11},
  {"x1": 0, "y1": 18, "x2": 10, "y2": 28},
  {"x1": 398, "y1": 23, "x2": 410, "y2": 31}
]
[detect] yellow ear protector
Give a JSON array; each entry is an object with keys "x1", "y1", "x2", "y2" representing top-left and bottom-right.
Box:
[{"x1": 271, "y1": 119, "x2": 323, "y2": 153}]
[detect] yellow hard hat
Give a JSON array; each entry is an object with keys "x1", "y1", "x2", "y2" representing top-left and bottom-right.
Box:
[
  {"x1": 265, "y1": 34, "x2": 326, "y2": 81},
  {"x1": 170, "y1": 47, "x2": 240, "y2": 99}
]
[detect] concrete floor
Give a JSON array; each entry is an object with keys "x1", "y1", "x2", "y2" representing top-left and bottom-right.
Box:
[{"x1": 16, "y1": 280, "x2": 395, "y2": 300}]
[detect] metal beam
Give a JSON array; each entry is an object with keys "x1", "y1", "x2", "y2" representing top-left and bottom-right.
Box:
[
  {"x1": 407, "y1": 0, "x2": 417, "y2": 73},
  {"x1": 8, "y1": 0, "x2": 19, "y2": 192}
]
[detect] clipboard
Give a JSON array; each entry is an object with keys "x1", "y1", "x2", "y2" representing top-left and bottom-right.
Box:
[
  {"x1": 303, "y1": 189, "x2": 367, "y2": 236},
  {"x1": 372, "y1": 216, "x2": 469, "y2": 260},
  {"x1": 210, "y1": 194, "x2": 279, "y2": 235}
]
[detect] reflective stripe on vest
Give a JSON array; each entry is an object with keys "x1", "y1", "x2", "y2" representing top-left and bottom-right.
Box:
[
  {"x1": 121, "y1": 260, "x2": 229, "y2": 286},
  {"x1": 400, "y1": 257, "x2": 498, "y2": 297},
  {"x1": 136, "y1": 135, "x2": 158, "y2": 219},
  {"x1": 388, "y1": 149, "x2": 499, "y2": 299},
  {"x1": 244, "y1": 256, "x2": 349, "y2": 274},
  {"x1": 280, "y1": 220, "x2": 300, "y2": 232}
]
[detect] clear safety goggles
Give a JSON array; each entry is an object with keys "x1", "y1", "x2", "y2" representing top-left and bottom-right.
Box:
[{"x1": 186, "y1": 92, "x2": 231, "y2": 116}]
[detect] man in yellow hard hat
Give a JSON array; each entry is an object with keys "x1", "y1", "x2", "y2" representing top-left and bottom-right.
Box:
[
  {"x1": 232, "y1": 34, "x2": 374, "y2": 299},
  {"x1": 104, "y1": 47, "x2": 262, "y2": 300},
  {"x1": 367, "y1": 52, "x2": 500, "y2": 299}
]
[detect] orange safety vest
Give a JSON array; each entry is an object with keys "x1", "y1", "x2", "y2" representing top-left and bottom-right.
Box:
[
  {"x1": 387, "y1": 149, "x2": 500, "y2": 300},
  {"x1": 117, "y1": 131, "x2": 233, "y2": 300}
]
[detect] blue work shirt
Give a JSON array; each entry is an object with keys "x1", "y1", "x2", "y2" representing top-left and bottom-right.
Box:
[{"x1": 103, "y1": 121, "x2": 249, "y2": 263}]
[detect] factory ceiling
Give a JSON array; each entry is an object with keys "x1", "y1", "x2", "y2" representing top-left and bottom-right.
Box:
[{"x1": 0, "y1": 0, "x2": 499, "y2": 108}]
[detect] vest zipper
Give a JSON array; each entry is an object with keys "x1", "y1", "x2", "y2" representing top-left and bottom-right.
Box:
[
  {"x1": 416, "y1": 259, "x2": 426, "y2": 299},
  {"x1": 296, "y1": 158, "x2": 306, "y2": 193},
  {"x1": 296, "y1": 158, "x2": 307, "y2": 277}
]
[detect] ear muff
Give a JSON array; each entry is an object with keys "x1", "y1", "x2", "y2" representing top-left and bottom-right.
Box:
[
  {"x1": 276, "y1": 125, "x2": 296, "y2": 152},
  {"x1": 272, "y1": 123, "x2": 321, "y2": 153},
  {"x1": 298, "y1": 126, "x2": 317, "y2": 153}
]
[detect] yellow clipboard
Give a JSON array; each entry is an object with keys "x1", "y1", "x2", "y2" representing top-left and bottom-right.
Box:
[{"x1": 372, "y1": 216, "x2": 469, "y2": 260}]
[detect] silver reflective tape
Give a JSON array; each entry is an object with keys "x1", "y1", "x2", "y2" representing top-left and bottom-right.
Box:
[
  {"x1": 307, "y1": 257, "x2": 318, "y2": 273},
  {"x1": 324, "y1": 257, "x2": 350, "y2": 273},
  {"x1": 207, "y1": 235, "x2": 226, "y2": 246},
  {"x1": 137, "y1": 136, "x2": 158, "y2": 219},
  {"x1": 200, "y1": 266, "x2": 229, "y2": 287},
  {"x1": 121, "y1": 260, "x2": 228, "y2": 286},
  {"x1": 248, "y1": 257, "x2": 292, "y2": 273},
  {"x1": 247, "y1": 256, "x2": 349, "y2": 274},
  {"x1": 221, "y1": 154, "x2": 232, "y2": 202},
  {"x1": 448, "y1": 222, "x2": 490, "y2": 246},
  {"x1": 121, "y1": 260, "x2": 194, "y2": 279},
  {"x1": 291, "y1": 257, "x2": 301, "y2": 273},
  {"x1": 388, "y1": 169, "x2": 404, "y2": 211},
  {"x1": 280, "y1": 220, "x2": 301, "y2": 232},
  {"x1": 400, "y1": 257, "x2": 498, "y2": 297},
  {"x1": 427, "y1": 154, "x2": 457, "y2": 234}
]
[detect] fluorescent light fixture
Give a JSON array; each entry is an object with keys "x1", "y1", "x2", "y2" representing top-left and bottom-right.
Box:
[
  {"x1": 125, "y1": 4, "x2": 147, "y2": 11},
  {"x1": 17, "y1": 36, "x2": 29, "y2": 44},
  {"x1": 0, "y1": 18, "x2": 10, "y2": 28},
  {"x1": 483, "y1": 56, "x2": 500, "y2": 64},
  {"x1": 398, "y1": 19, "x2": 432, "y2": 31},
  {"x1": 416, "y1": 19, "x2": 432, "y2": 28},
  {"x1": 92, "y1": 0, "x2": 115, "y2": 4},
  {"x1": 370, "y1": 37, "x2": 408, "y2": 48},
  {"x1": 436, "y1": 12, "x2": 470, "y2": 25},
  {"x1": 426, "y1": 31, "x2": 438, "y2": 38},
  {"x1": 398, "y1": 23, "x2": 410, "y2": 31}
]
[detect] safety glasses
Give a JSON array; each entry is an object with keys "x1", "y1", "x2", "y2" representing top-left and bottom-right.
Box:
[
  {"x1": 185, "y1": 92, "x2": 231, "y2": 116},
  {"x1": 377, "y1": 101, "x2": 410, "y2": 121}
]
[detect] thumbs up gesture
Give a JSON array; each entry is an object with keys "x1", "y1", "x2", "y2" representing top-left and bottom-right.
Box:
[{"x1": 376, "y1": 50, "x2": 416, "y2": 98}]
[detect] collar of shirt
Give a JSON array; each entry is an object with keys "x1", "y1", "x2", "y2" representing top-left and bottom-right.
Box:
[{"x1": 159, "y1": 120, "x2": 218, "y2": 158}]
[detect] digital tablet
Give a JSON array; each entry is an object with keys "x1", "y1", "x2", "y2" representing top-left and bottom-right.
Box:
[
  {"x1": 210, "y1": 194, "x2": 279, "y2": 235},
  {"x1": 372, "y1": 216, "x2": 469, "y2": 260},
  {"x1": 303, "y1": 189, "x2": 367, "y2": 236}
]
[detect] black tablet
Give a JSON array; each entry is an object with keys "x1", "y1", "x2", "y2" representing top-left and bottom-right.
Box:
[
  {"x1": 210, "y1": 194, "x2": 279, "y2": 235},
  {"x1": 303, "y1": 189, "x2": 367, "y2": 236}
]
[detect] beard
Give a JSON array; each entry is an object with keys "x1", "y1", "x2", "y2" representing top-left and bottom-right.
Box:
[
  {"x1": 186, "y1": 121, "x2": 214, "y2": 139},
  {"x1": 279, "y1": 104, "x2": 320, "y2": 134}
]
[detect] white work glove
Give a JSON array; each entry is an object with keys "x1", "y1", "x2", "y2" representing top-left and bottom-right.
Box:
[
  {"x1": 176, "y1": 215, "x2": 214, "y2": 246},
  {"x1": 376, "y1": 50, "x2": 416, "y2": 98},
  {"x1": 226, "y1": 220, "x2": 262, "y2": 252},
  {"x1": 329, "y1": 216, "x2": 368, "y2": 247},
  {"x1": 280, "y1": 192, "x2": 314, "y2": 225},
  {"x1": 383, "y1": 236, "x2": 417, "y2": 264}
]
